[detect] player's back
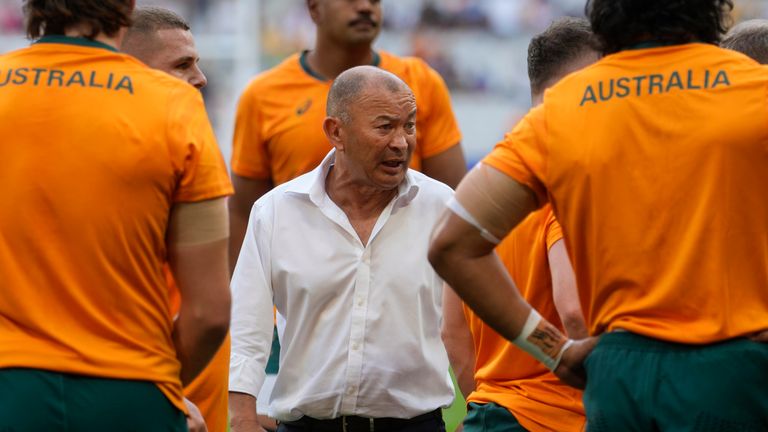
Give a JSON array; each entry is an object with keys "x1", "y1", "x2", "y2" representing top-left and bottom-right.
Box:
[
  {"x1": 0, "y1": 36, "x2": 221, "y2": 408},
  {"x1": 533, "y1": 43, "x2": 768, "y2": 343}
]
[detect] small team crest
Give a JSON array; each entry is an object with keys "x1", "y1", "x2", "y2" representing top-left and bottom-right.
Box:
[{"x1": 296, "y1": 98, "x2": 312, "y2": 116}]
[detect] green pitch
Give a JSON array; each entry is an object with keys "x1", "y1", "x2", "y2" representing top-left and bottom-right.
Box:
[{"x1": 442, "y1": 369, "x2": 467, "y2": 432}]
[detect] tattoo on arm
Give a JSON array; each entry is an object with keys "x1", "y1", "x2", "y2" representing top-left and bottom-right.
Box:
[{"x1": 527, "y1": 320, "x2": 568, "y2": 359}]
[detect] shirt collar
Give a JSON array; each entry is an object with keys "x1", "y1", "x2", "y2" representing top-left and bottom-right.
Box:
[{"x1": 285, "y1": 149, "x2": 420, "y2": 209}]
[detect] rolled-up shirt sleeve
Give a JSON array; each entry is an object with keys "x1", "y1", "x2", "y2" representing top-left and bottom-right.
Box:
[{"x1": 229, "y1": 199, "x2": 274, "y2": 398}]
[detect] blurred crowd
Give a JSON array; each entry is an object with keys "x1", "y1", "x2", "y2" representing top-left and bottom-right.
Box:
[{"x1": 4, "y1": 0, "x2": 768, "y2": 93}]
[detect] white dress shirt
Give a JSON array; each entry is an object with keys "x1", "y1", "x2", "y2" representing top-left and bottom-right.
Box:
[{"x1": 229, "y1": 150, "x2": 455, "y2": 421}]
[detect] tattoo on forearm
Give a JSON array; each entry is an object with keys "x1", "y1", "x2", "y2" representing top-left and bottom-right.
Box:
[{"x1": 526, "y1": 320, "x2": 567, "y2": 358}]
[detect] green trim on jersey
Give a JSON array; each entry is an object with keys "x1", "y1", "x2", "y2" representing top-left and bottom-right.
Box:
[
  {"x1": 299, "y1": 50, "x2": 382, "y2": 82},
  {"x1": 35, "y1": 35, "x2": 118, "y2": 52}
]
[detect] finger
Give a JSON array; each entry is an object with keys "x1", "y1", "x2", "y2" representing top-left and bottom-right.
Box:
[{"x1": 750, "y1": 330, "x2": 768, "y2": 343}]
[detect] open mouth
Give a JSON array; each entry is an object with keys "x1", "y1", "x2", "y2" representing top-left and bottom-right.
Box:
[{"x1": 381, "y1": 160, "x2": 405, "y2": 173}]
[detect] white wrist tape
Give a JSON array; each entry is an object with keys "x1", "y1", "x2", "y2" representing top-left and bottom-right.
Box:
[
  {"x1": 446, "y1": 197, "x2": 502, "y2": 244},
  {"x1": 513, "y1": 309, "x2": 573, "y2": 371}
]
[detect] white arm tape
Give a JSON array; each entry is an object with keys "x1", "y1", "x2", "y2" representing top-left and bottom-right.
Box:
[
  {"x1": 513, "y1": 309, "x2": 573, "y2": 371},
  {"x1": 446, "y1": 197, "x2": 502, "y2": 244}
]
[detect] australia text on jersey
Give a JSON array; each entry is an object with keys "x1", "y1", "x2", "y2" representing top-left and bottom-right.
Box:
[
  {"x1": 580, "y1": 69, "x2": 730, "y2": 106},
  {"x1": 0, "y1": 68, "x2": 134, "y2": 94}
]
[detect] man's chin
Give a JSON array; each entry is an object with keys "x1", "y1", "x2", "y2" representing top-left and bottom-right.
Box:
[
  {"x1": 378, "y1": 176, "x2": 405, "y2": 191},
  {"x1": 345, "y1": 31, "x2": 380, "y2": 46}
]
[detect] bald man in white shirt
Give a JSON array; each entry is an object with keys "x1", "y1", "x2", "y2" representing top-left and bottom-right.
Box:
[{"x1": 228, "y1": 66, "x2": 455, "y2": 432}]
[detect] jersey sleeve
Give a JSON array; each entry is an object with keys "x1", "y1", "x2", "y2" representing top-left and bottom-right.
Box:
[
  {"x1": 416, "y1": 62, "x2": 463, "y2": 159},
  {"x1": 167, "y1": 85, "x2": 233, "y2": 203},
  {"x1": 543, "y1": 207, "x2": 564, "y2": 250},
  {"x1": 482, "y1": 104, "x2": 549, "y2": 205},
  {"x1": 230, "y1": 81, "x2": 271, "y2": 180}
]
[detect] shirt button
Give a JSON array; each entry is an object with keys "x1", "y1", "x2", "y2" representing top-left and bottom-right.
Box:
[
  {"x1": 357, "y1": 298, "x2": 364, "y2": 306},
  {"x1": 347, "y1": 387, "x2": 355, "y2": 395},
  {"x1": 352, "y1": 343, "x2": 359, "y2": 350}
]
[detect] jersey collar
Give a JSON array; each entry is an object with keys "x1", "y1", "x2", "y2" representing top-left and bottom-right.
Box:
[
  {"x1": 299, "y1": 50, "x2": 381, "y2": 82},
  {"x1": 35, "y1": 35, "x2": 118, "y2": 53}
]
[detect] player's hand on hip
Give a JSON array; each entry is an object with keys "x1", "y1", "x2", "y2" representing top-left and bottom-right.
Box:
[
  {"x1": 183, "y1": 398, "x2": 208, "y2": 432},
  {"x1": 554, "y1": 336, "x2": 599, "y2": 389}
]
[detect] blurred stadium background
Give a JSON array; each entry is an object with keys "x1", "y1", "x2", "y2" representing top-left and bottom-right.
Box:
[
  {"x1": 1, "y1": 0, "x2": 766, "y2": 167},
  {"x1": 2, "y1": 0, "x2": 767, "y2": 429}
]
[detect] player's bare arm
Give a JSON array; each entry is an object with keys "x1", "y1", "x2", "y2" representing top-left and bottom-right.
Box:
[
  {"x1": 168, "y1": 197, "x2": 231, "y2": 385},
  {"x1": 549, "y1": 240, "x2": 589, "y2": 339},
  {"x1": 422, "y1": 144, "x2": 467, "y2": 189},
  {"x1": 441, "y1": 284, "x2": 476, "y2": 398},
  {"x1": 229, "y1": 175, "x2": 273, "y2": 275},
  {"x1": 429, "y1": 163, "x2": 596, "y2": 388}
]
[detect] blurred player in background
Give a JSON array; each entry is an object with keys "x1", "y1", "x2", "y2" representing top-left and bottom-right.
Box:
[
  {"x1": 430, "y1": 0, "x2": 768, "y2": 429},
  {"x1": 0, "y1": 1, "x2": 232, "y2": 431},
  {"x1": 721, "y1": 19, "x2": 768, "y2": 63},
  {"x1": 442, "y1": 17, "x2": 597, "y2": 432},
  {"x1": 122, "y1": 7, "x2": 228, "y2": 432}
]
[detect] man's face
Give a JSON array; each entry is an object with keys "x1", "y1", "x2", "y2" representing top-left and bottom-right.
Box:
[
  {"x1": 142, "y1": 28, "x2": 207, "y2": 89},
  {"x1": 340, "y1": 84, "x2": 416, "y2": 190},
  {"x1": 310, "y1": 0, "x2": 382, "y2": 47},
  {"x1": 532, "y1": 49, "x2": 600, "y2": 106}
]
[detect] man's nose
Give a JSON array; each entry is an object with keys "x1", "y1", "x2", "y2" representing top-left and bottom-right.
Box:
[{"x1": 190, "y1": 65, "x2": 207, "y2": 90}]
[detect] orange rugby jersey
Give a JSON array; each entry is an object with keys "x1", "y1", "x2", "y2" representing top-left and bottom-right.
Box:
[
  {"x1": 0, "y1": 36, "x2": 232, "y2": 412},
  {"x1": 464, "y1": 206, "x2": 584, "y2": 432},
  {"x1": 231, "y1": 50, "x2": 462, "y2": 184},
  {"x1": 484, "y1": 43, "x2": 768, "y2": 343}
]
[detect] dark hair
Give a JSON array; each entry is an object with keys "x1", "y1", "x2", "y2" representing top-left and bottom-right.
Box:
[
  {"x1": 528, "y1": 17, "x2": 599, "y2": 96},
  {"x1": 24, "y1": 0, "x2": 133, "y2": 39},
  {"x1": 128, "y1": 6, "x2": 190, "y2": 35},
  {"x1": 586, "y1": 0, "x2": 734, "y2": 54},
  {"x1": 721, "y1": 20, "x2": 768, "y2": 64}
]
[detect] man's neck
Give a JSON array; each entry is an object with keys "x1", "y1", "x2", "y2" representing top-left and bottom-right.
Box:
[
  {"x1": 64, "y1": 25, "x2": 122, "y2": 51},
  {"x1": 307, "y1": 37, "x2": 375, "y2": 81},
  {"x1": 326, "y1": 166, "x2": 396, "y2": 218}
]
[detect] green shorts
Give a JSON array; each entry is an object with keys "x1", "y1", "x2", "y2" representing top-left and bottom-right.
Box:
[
  {"x1": 0, "y1": 368, "x2": 187, "y2": 432},
  {"x1": 584, "y1": 332, "x2": 768, "y2": 432},
  {"x1": 463, "y1": 402, "x2": 527, "y2": 432}
]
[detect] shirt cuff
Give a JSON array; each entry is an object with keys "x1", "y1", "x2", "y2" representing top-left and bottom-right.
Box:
[{"x1": 229, "y1": 353, "x2": 268, "y2": 398}]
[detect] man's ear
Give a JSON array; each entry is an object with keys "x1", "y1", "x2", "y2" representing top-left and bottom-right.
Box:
[{"x1": 323, "y1": 116, "x2": 344, "y2": 151}]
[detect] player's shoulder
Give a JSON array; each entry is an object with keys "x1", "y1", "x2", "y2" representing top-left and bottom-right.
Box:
[
  {"x1": 379, "y1": 51, "x2": 441, "y2": 84},
  {"x1": 0, "y1": 44, "x2": 30, "y2": 63},
  {"x1": 241, "y1": 53, "x2": 306, "y2": 94}
]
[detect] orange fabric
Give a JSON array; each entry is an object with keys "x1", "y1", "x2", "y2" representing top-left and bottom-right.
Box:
[
  {"x1": 184, "y1": 336, "x2": 231, "y2": 432},
  {"x1": 0, "y1": 39, "x2": 232, "y2": 414},
  {"x1": 463, "y1": 206, "x2": 584, "y2": 432},
  {"x1": 167, "y1": 269, "x2": 230, "y2": 432},
  {"x1": 231, "y1": 51, "x2": 462, "y2": 185},
  {"x1": 483, "y1": 43, "x2": 768, "y2": 343}
]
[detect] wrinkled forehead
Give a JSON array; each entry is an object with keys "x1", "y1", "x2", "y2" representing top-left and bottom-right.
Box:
[{"x1": 352, "y1": 84, "x2": 417, "y2": 118}]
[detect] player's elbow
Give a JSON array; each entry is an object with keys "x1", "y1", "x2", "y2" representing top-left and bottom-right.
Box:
[
  {"x1": 194, "y1": 293, "x2": 232, "y2": 343},
  {"x1": 428, "y1": 220, "x2": 457, "y2": 274}
]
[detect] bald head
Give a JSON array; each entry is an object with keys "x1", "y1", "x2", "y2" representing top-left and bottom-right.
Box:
[
  {"x1": 327, "y1": 66, "x2": 412, "y2": 123},
  {"x1": 722, "y1": 19, "x2": 768, "y2": 64}
]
